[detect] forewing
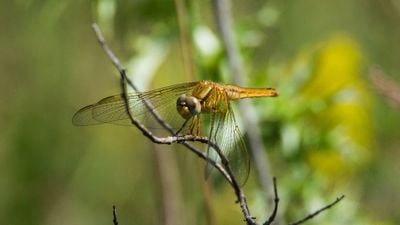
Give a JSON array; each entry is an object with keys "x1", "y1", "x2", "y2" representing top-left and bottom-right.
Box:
[{"x1": 72, "y1": 82, "x2": 198, "y2": 135}]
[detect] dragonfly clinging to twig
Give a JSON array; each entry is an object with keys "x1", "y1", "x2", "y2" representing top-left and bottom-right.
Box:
[{"x1": 73, "y1": 80, "x2": 278, "y2": 185}]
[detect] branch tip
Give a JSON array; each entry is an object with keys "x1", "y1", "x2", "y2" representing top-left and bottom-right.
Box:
[
  {"x1": 289, "y1": 194, "x2": 346, "y2": 225},
  {"x1": 112, "y1": 205, "x2": 118, "y2": 225}
]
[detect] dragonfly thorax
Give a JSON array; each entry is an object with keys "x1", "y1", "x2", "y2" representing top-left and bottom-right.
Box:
[{"x1": 176, "y1": 94, "x2": 202, "y2": 119}]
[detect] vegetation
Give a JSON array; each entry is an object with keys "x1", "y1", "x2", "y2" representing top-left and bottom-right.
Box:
[{"x1": 1, "y1": 0, "x2": 399, "y2": 224}]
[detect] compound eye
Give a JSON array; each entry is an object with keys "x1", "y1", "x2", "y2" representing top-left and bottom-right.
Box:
[
  {"x1": 176, "y1": 94, "x2": 191, "y2": 119},
  {"x1": 177, "y1": 95, "x2": 187, "y2": 106},
  {"x1": 176, "y1": 95, "x2": 201, "y2": 119},
  {"x1": 185, "y1": 96, "x2": 201, "y2": 115}
]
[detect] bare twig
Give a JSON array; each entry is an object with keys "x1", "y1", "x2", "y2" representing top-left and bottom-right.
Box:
[
  {"x1": 91, "y1": 23, "x2": 256, "y2": 222},
  {"x1": 91, "y1": 23, "x2": 345, "y2": 225},
  {"x1": 92, "y1": 24, "x2": 124, "y2": 72},
  {"x1": 289, "y1": 195, "x2": 346, "y2": 225},
  {"x1": 112, "y1": 205, "x2": 118, "y2": 225},
  {"x1": 263, "y1": 177, "x2": 279, "y2": 225},
  {"x1": 211, "y1": 2, "x2": 346, "y2": 224},
  {"x1": 174, "y1": 2, "x2": 216, "y2": 223},
  {"x1": 92, "y1": 23, "x2": 233, "y2": 184},
  {"x1": 212, "y1": 2, "x2": 266, "y2": 224},
  {"x1": 212, "y1": 0, "x2": 275, "y2": 205}
]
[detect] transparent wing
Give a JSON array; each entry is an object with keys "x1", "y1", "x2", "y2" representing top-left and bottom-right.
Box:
[
  {"x1": 216, "y1": 107, "x2": 250, "y2": 186},
  {"x1": 72, "y1": 81, "x2": 199, "y2": 135},
  {"x1": 204, "y1": 93, "x2": 250, "y2": 186}
]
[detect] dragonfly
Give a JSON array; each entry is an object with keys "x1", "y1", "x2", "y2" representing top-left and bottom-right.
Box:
[{"x1": 73, "y1": 80, "x2": 278, "y2": 185}]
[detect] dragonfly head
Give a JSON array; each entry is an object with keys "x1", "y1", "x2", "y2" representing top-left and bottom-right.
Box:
[{"x1": 176, "y1": 94, "x2": 202, "y2": 119}]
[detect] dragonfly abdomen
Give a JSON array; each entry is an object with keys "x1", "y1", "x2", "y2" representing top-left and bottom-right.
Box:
[{"x1": 224, "y1": 85, "x2": 278, "y2": 100}]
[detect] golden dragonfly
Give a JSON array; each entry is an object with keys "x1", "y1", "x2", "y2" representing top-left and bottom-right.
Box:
[{"x1": 73, "y1": 80, "x2": 278, "y2": 185}]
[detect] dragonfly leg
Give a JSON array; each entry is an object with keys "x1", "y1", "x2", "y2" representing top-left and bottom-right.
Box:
[
  {"x1": 189, "y1": 115, "x2": 201, "y2": 136},
  {"x1": 175, "y1": 117, "x2": 191, "y2": 136}
]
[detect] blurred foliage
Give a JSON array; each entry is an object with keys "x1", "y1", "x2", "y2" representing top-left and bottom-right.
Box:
[
  {"x1": 264, "y1": 35, "x2": 373, "y2": 224},
  {"x1": 1, "y1": 0, "x2": 400, "y2": 225}
]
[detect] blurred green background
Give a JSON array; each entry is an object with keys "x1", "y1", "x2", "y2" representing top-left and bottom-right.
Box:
[{"x1": 1, "y1": 0, "x2": 400, "y2": 224}]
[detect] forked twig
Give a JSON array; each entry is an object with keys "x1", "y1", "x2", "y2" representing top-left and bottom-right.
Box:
[
  {"x1": 92, "y1": 23, "x2": 233, "y2": 184},
  {"x1": 289, "y1": 195, "x2": 346, "y2": 225},
  {"x1": 91, "y1": 23, "x2": 345, "y2": 225},
  {"x1": 211, "y1": 1, "x2": 346, "y2": 224},
  {"x1": 91, "y1": 23, "x2": 255, "y2": 222},
  {"x1": 212, "y1": 0, "x2": 275, "y2": 212},
  {"x1": 263, "y1": 177, "x2": 279, "y2": 225}
]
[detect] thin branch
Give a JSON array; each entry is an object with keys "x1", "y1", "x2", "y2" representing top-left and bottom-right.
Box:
[
  {"x1": 212, "y1": 0, "x2": 275, "y2": 224},
  {"x1": 211, "y1": 2, "x2": 347, "y2": 224},
  {"x1": 92, "y1": 23, "x2": 232, "y2": 183},
  {"x1": 91, "y1": 23, "x2": 345, "y2": 225},
  {"x1": 173, "y1": 2, "x2": 216, "y2": 222},
  {"x1": 263, "y1": 177, "x2": 279, "y2": 225},
  {"x1": 91, "y1": 22, "x2": 254, "y2": 224},
  {"x1": 212, "y1": 0, "x2": 275, "y2": 206},
  {"x1": 92, "y1": 24, "x2": 124, "y2": 72},
  {"x1": 289, "y1": 195, "x2": 346, "y2": 225},
  {"x1": 112, "y1": 205, "x2": 118, "y2": 225}
]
